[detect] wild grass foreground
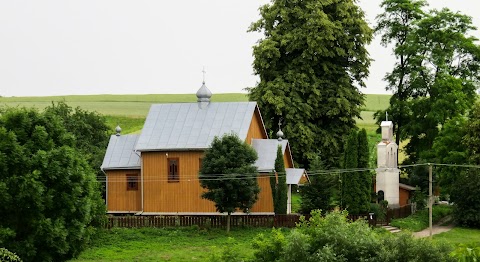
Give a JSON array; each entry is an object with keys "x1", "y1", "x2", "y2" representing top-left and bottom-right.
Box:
[{"x1": 72, "y1": 211, "x2": 480, "y2": 262}]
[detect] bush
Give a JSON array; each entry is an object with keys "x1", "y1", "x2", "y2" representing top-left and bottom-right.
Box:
[
  {"x1": 250, "y1": 210, "x2": 453, "y2": 262},
  {"x1": 0, "y1": 248, "x2": 22, "y2": 262},
  {"x1": 208, "y1": 238, "x2": 243, "y2": 262},
  {"x1": 450, "y1": 245, "x2": 480, "y2": 261}
]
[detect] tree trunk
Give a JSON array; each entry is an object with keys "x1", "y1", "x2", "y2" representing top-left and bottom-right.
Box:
[{"x1": 227, "y1": 212, "x2": 231, "y2": 234}]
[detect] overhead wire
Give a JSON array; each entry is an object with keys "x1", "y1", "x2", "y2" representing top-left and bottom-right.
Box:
[{"x1": 94, "y1": 162, "x2": 480, "y2": 183}]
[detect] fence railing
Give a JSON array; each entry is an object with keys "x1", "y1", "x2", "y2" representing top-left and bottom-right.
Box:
[
  {"x1": 105, "y1": 205, "x2": 412, "y2": 229},
  {"x1": 106, "y1": 214, "x2": 307, "y2": 229}
]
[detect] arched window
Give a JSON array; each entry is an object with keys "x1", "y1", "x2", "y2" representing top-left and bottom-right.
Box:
[{"x1": 378, "y1": 190, "x2": 385, "y2": 202}]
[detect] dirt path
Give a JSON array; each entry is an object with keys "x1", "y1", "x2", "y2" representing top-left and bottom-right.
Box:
[{"x1": 412, "y1": 216, "x2": 454, "y2": 238}]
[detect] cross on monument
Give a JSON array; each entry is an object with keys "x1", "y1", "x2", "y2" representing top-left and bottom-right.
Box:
[
  {"x1": 202, "y1": 67, "x2": 206, "y2": 84},
  {"x1": 386, "y1": 111, "x2": 389, "y2": 121}
]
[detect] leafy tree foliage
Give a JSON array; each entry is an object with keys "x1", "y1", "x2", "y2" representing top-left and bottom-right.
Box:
[
  {"x1": 199, "y1": 133, "x2": 260, "y2": 232},
  {"x1": 248, "y1": 0, "x2": 372, "y2": 167},
  {"x1": 447, "y1": 103, "x2": 480, "y2": 228},
  {"x1": 0, "y1": 248, "x2": 22, "y2": 262},
  {"x1": 0, "y1": 107, "x2": 105, "y2": 262},
  {"x1": 375, "y1": 0, "x2": 480, "y2": 163},
  {"x1": 451, "y1": 169, "x2": 480, "y2": 228},
  {"x1": 464, "y1": 103, "x2": 480, "y2": 165},
  {"x1": 341, "y1": 129, "x2": 371, "y2": 214},
  {"x1": 273, "y1": 145, "x2": 287, "y2": 214},
  {"x1": 252, "y1": 210, "x2": 453, "y2": 262},
  {"x1": 44, "y1": 102, "x2": 110, "y2": 177},
  {"x1": 425, "y1": 117, "x2": 468, "y2": 195},
  {"x1": 300, "y1": 154, "x2": 339, "y2": 214}
]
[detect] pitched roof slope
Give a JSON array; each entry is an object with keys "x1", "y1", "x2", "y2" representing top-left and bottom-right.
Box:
[
  {"x1": 101, "y1": 134, "x2": 141, "y2": 170},
  {"x1": 135, "y1": 102, "x2": 258, "y2": 151},
  {"x1": 286, "y1": 168, "x2": 308, "y2": 185},
  {"x1": 252, "y1": 139, "x2": 289, "y2": 172}
]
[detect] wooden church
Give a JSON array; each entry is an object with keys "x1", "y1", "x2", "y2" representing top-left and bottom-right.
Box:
[{"x1": 101, "y1": 82, "x2": 308, "y2": 215}]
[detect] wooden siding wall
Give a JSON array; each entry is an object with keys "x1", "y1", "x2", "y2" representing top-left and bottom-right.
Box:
[
  {"x1": 142, "y1": 151, "x2": 274, "y2": 213},
  {"x1": 246, "y1": 108, "x2": 268, "y2": 144},
  {"x1": 107, "y1": 170, "x2": 141, "y2": 212},
  {"x1": 283, "y1": 146, "x2": 294, "y2": 168},
  {"x1": 250, "y1": 174, "x2": 274, "y2": 213},
  {"x1": 399, "y1": 188, "x2": 411, "y2": 207}
]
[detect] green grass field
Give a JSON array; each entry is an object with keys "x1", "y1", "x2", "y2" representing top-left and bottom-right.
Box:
[
  {"x1": 389, "y1": 205, "x2": 453, "y2": 232},
  {"x1": 71, "y1": 224, "x2": 480, "y2": 262},
  {"x1": 0, "y1": 93, "x2": 390, "y2": 134},
  {"x1": 71, "y1": 227, "x2": 276, "y2": 262},
  {"x1": 433, "y1": 227, "x2": 480, "y2": 247}
]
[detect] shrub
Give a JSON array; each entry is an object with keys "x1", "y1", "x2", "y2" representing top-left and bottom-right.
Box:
[
  {"x1": 450, "y1": 245, "x2": 480, "y2": 261},
  {"x1": 251, "y1": 229, "x2": 286, "y2": 261},
  {"x1": 0, "y1": 248, "x2": 22, "y2": 262},
  {"x1": 251, "y1": 210, "x2": 453, "y2": 262},
  {"x1": 208, "y1": 238, "x2": 243, "y2": 262}
]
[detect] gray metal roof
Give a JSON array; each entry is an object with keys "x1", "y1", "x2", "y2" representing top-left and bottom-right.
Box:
[
  {"x1": 286, "y1": 168, "x2": 307, "y2": 185},
  {"x1": 252, "y1": 139, "x2": 289, "y2": 172},
  {"x1": 399, "y1": 183, "x2": 416, "y2": 191},
  {"x1": 101, "y1": 134, "x2": 141, "y2": 170},
  {"x1": 135, "y1": 102, "x2": 258, "y2": 151}
]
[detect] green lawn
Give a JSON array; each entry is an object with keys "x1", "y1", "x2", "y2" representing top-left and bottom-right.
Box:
[
  {"x1": 433, "y1": 227, "x2": 480, "y2": 247},
  {"x1": 291, "y1": 192, "x2": 302, "y2": 213},
  {"x1": 72, "y1": 223, "x2": 480, "y2": 261},
  {"x1": 71, "y1": 227, "x2": 277, "y2": 262},
  {"x1": 389, "y1": 205, "x2": 453, "y2": 232}
]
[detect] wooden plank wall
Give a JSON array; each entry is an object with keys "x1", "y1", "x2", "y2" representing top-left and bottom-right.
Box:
[
  {"x1": 107, "y1": 170, "x2": 141, "y2": 212},
  {"x1": 245, "y1": 107, "x2": 268, "y2": 144},
  {"x1": 142, "y1": 151, "x2": 275, "y2": 213},
  {"x1": 250, "y1": 174, "x2": 274, "y2": 213},
  {"x1": 283, "y1": 146, "x2": 294, "y2": 168}
]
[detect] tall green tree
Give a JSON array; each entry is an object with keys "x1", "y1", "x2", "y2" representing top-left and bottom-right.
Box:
[
  {"x1": 0, "y1": 107, "x2": 105, "y2": 262},
  {"x1": 300, "y1": 154, "x2": 339, "y2": 214},
  {"x1": 424, "y1": 117, "x2": 468, "y2": 195},
  {"x1": 44, "y1": 102, "x2": 110, "y2": 177},
  {"x1": 375, "y1": 0, "x2": 480, "y2": 163},
  {"x1": 374, "y1": 0, "x2": 427, "y2": 146},
  {"x1": 199, "y1": 133, "x2": 260, "y2": 233},
  {"x1": 248, "y1": 0, "x2": 373, "y2": 168},
  {"x1": 449, "y1": 102, "x2": 480, "y2": 227},
  {"x1": 342, "y1": 131, "x2": 359, "y2": 213},
  {"x1": 357, "y1": 129, "x2": 372, "y2": 210},
  {"x1": 341, "y1": 129, "x2": 371, "y2": 214},
  {"x1": 464, "y1": 102, "x2": 480, "y2": 165},
  {"x1": 274, "y1": 145, "x2": 287, "y2": 214}
]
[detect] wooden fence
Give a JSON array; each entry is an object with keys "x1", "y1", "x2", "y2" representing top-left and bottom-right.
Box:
[
  {"x1": 106, "y1": 205, "x2": 412, "y2": 229},
  {"x1": 106, "y1": 214, "x2": 307, "y2": 229}
]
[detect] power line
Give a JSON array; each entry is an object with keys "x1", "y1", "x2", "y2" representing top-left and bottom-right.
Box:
[{"x1": 94, "y1": 163, "x2": 480, "y2": 183}]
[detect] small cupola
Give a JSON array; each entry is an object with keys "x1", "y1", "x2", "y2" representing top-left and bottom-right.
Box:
[
  {"x1": 196, "y1": 82, "x2": 212, "y2": 109},
  {"x1": 276, "y1": 118, "x2": 284, "y2": 141},
  {"x1": 115, "y1": 125, "x2": 122, "y2": 136}
]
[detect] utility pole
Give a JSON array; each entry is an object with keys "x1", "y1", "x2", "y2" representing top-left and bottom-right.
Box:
[{"x1": 429, "y1": 163, "x2": 433, "y2": 238}]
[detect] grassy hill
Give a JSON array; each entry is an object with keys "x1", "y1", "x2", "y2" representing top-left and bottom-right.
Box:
[{"x1": 0, "y1": 93, "x2": 390, "y2": 133}]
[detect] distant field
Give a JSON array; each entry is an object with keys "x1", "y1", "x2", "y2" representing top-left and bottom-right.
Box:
[
  {"x1": 0, "y1": 93, "x2": 249, "y2": 117},
  {"x1": 0, "y1": 93, "x2": 390, "y2": 116},
  {"x1": 0, "y1": 93, "x2": 390, "y2": 133}
]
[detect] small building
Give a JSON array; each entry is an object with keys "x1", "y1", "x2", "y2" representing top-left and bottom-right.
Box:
[
  {"x1": 375, "y1": 121, "x2": 415, "y2": 207},
  {"x1": 101, "y1": 82, "x2": 307, "y2": 215}
]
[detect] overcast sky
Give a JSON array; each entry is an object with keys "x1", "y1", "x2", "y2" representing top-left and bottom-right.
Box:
[{"x1": 0, "y1": 0, "x2": 479, "y2": 97}]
